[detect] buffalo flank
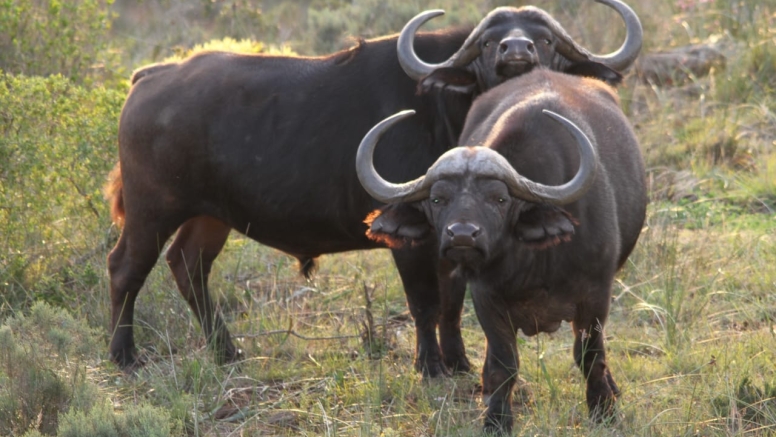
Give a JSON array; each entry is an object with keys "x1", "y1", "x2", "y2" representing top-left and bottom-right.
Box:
[{"x1": 106, "y1": 1, "x2": 642, "y2": 376}]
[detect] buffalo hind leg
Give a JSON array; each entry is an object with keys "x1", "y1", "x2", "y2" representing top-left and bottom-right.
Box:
[
  {"x1": 391, "y1": 243, "x2": 448, "y2": 377},
  {"x1": 165, "y1": 216, "x2": 238, "y2": 364},
  {"x1": 438, "y1": 260, "x2": 470, "y2": 373},
  {"x1": 573, "y1": 293, "x2": 620, "y2": 422},
  {"x1": 108, "y1": 219, "x2": 178, "y2": 371}
]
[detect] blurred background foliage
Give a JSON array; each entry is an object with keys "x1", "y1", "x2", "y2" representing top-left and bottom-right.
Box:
[
  {"x1": 0, "y1": 0, "x2": 774, "y2": 435},
  {"x1": 0, "y1": 74, "x2": 125, "y2": 312},
  {"x1": 1, "y1": 0, "x2": 772, "y2": 303},
  {"x1": 0, "y1": 0, "x2": 118, "y2": 84}
]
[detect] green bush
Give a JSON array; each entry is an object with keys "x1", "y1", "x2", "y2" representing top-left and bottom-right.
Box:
[
  {"x1": 302, "y1": 0, "x2": 482, "y2": 54},
  {"x1": 0, "y1": 0, "x2": 119, "y2": 84},
  {"x1": 0, "y1": 73, "x2": 125, "y2": 313},
  {"x1": 110, "y1": 0, "x2": 281, "y2": 65},
  {"x1": 0, "y1": 297, "x2": 182, "y2": 437},
  {"x1": 0, "y1": 302, "x2": 101, "y2": 435},
  {"x1": 57, "y1": 401, "x2": 180, "y2": 437},
  {"x1": 713, "y1": 38, "x2": 776, "y2": 107}
]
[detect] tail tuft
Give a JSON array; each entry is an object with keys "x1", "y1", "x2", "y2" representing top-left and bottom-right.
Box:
[
  {"x1": 104, "y1": 163, "x2": 125, "y2": 227},
  {"x1": 298, "y1": 257, "x2": 317, "y2": 279}
]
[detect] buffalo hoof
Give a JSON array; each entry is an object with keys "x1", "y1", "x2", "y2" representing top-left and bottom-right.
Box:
[
  {"x1": 607, "y1": 371, "x2": 622, "y2": 398},
  {"x1": 111, "y1": 351, "x2": 148, "y2": 374},
  {"x1": 586, "y1": 367, "x2": 620, "y2": 423},
  {"x1": 483, "y1": 414, "x2": 513, "y2": 436},
  {"x1": 215, "y1": 346, "x2": 244, "y2": 366},
  {"x1": 587, "y1": 385, "x2": 619, "y2": 423},
  {"x1": 218, "y1": 348, "x2": 244, "y2": 373},
  {"x1": 417, "y1": 356, "x2": 452, "y2": 379},
  {"x1": 440, "y1": 336, "x2": 472, "y2": 374},
  {"x1": 444, "y1": 353, "x2": 472, "y2": 374},
  {"x1": 589, "y1": 396, "x2": 619, "y2": 425}
]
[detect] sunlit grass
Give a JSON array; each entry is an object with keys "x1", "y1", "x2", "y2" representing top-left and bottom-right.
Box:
[
  {"x1": 47, "y1": 208, "x2": 767, "y2": 435},
  {"x1": 1, "y1": 0, "x2": 775, "y2": 435}
]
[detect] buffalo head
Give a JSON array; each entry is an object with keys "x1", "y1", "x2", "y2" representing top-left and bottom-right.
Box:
[
  {"x1": 356, "y1": 109, "x2": 598, "y2": 265},
  {"x1": 398, "y1": 0, "x2": 642, "y2": 91}
]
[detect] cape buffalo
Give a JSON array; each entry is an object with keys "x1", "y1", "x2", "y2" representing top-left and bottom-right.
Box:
[
  {"x1": 105, "y1": 1, "x2": 642, "y2": 374},
  {"x1": 356, "y1": 68, "x2": 646, "y2": 432}
]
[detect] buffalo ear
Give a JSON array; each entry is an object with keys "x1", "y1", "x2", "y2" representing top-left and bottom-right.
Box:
[
  {"x1": 513, "y1": 204, "x2": 579, "y2": 249},
  {"x1": 417, "y1": 67, "x2": 478, "y2": 95},
  {"x1": 365, "y1": 203, "x2": 431, "y2": 248},
  {"x1": 564, "y1": 62, "x2": 623, "y2": 87}
]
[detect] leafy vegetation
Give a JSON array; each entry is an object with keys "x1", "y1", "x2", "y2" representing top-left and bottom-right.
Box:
[
  {"x1": 0, "y1": 0, "x2": 774, "y2": 435},
  {"x1": 0, "y1": 74, "x2": 124, "y2": 317},
  {"x1": 0, "y1": 0, "x2": 119, "y2": 84},
  {"x1": 0, "y1": 302, "x2": 101, "y2": 435}
]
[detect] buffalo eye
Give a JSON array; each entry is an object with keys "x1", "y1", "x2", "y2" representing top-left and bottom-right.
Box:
[
  {"x1": 431, "y1": 196, "x2": 449, "y2": 206},
  {"x1": 487, "y1": 195, "x2": 507, "y2": 205},
  {"x1": 483, "y1": 40, "x2": 493, "y2": 48},
  {"x1": 543, "y1": 38, "x2": 552, "y2": 45}
]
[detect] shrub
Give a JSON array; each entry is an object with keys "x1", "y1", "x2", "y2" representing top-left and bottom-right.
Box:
[
  {"x1": 0, "y1": 298, "x2": 182, "y2": 437},
  {"x1": 302, "y1": 0, "x2": 482, "y2": 54},
  {"x1": 713, "y1": 38, "x2": 776, "y2": 106},
  {"x1": 0, "y1": 73, "x2": 125, "y2": 313},
  {"x1": 0, "y1": 302, "x2": 101, "y2": 435},
  {"x1": 110, "y1": 0, "x2": 280, "y2": 65},
  {"x1": 0, "y1": 0, "x2": 119, "y2": 84},
  {"x1": 57, "y1": 401, "x2": 180, "y2": 437}
]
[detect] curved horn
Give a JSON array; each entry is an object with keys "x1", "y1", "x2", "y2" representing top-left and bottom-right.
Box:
[
  {"x1": 356, "y1": 110, "x2": 432, "y2": 203},
  {"x1": 399, "y1": 1, "x2": 642, "y2": 82},
  {"x1": 397, "y1": 7, "x2": 508, "y2": 81},
  {"x1": 503, "y1": 110, "x2": 598, "y2": 205},
  {"x1": 551, "y1": 0, "x2": 642, "y2": 71},
  {"x1": 397, "y1": 10, "x2": 447, "y2": 80},
  {"x1": 586, "y1": 0, "x2": 643, "y2": 70}
]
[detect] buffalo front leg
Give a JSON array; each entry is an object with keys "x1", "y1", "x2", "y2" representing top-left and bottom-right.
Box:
[
  {"x1": 108, "y1": 219, "x2": 177, "y2": 371},
  {"x1": 391, "y1": 243, "x2": 448, "y2": 377},
  {"x1": 438, "y1": 260, "x2": 470, "y2": 373},
  {"x1": 472, "y1": 291, "x2": 518, "y2": 434},
  {"x1": 166, "y1": 216, "x2": 238, "y2": 365},
  {"x1": 573, "y1": 296, "x2": 620, "y2": 422}
]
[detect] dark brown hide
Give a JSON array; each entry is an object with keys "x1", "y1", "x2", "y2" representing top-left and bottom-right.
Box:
[
  {"x1": 106, "y1": 2, "x2": 640, "y2": 377},
  {"x1": 360, "y1": 69, "x2": 647, "y2": 433}
]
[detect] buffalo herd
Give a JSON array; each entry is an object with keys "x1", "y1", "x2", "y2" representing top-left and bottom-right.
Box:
[{"x1": 106, "y1": 0, "x2": 646, "y2": 432}]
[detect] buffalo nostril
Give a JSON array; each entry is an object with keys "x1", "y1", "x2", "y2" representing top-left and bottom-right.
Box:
[
  {"x1": 499, "y1": 37, "x2": 536, "y2": 58},
  {"x1": 448, "y1": 223, "x2": 481, "y2": 238}
]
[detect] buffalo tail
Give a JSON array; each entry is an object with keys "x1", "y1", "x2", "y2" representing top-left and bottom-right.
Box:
[{"x1": 104, "y1": 162, "x2": 125, "y2": 227}]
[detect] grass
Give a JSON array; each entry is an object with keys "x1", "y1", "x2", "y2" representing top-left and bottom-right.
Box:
[
  {"x1": 1, "y1": 0, "x2": 775, "y2": 435},
  {"x1": 16, "y1": 216, "x2": 767, "y2": 435}
]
